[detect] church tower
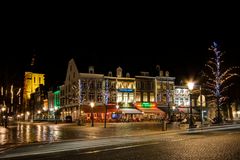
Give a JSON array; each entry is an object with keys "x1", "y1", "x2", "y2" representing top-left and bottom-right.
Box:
[{"x1": 22, "y1": 52, "x2": 45, "y2": 119}]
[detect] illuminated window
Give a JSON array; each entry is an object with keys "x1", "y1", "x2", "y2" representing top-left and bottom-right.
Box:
[
  {"x1": 150, "y1": 92, "x2": 154, "y2": 102},
  {"x1": 191, "y1": 100, "x2": 195, "y2": 107},
  {"x1": 123, "y1": 93, "x2": 128, "y2": 103},
  {"x1": 81, "y1": 92, "x2": 85, "y2": 101},
  {"x1": 97, "y1": 82, "x2": 102, "y2": 89},
  {"x1": 175, "y1": 98, "x2": 179, "y2": 105},
  {"x1": 143, "y1": 92, "x2": 148, "y2": 102},
  {"x1": 129, "y1": 93, "x2": 134, "y2": 102},
  {"x1": 110, "y1": 82, "x2": 116, "y2": 89},
  {"x1": 89, "y1": 82, "x2": 94, "y2": 89},
  {"x1": 180, "y1": 98, "x2": 184, "y2": 105},
  {"x1": 136, "y1": 92, "x2": 141, "y2": 102},
  {"x1": 89, "y1": 93, "x2": 94, "y2": 101},
  {"x1": 141, "y1": 82, "x2": 145, "y2": 90},
  {"x1": 117, "y1": 92, "x2": 122, "y2": 102},
  {"x1": 97, "y1": 94, "x2": 102, "y2": 102},
  {"x1": 150, "y1": 82, "x2": 153, "y2": 90},
  {"x1": 162, "y1": 94, "x2": 166, "y2": 103},
  {"x1": 136, "y1": 82, "x2": 141, "y2": 89},
  {"x1": 110, "y1": 92, "x2": 116, "y2": 102},
  {"x1": 83, "y1": 82, "x2": 87, "y2": 90},
  {"x1": 34, "y1": 77, "x2": 36, "y2": 83}
]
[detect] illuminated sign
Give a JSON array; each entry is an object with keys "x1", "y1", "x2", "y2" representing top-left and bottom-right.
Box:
[
  {"x1": 136, "y1": 102, "x2": 156, "y2": 108},
  {"x1": 118, "y1": 88, "x2": 133, "y2": 92},
  {"x1": 116, "y1": 81, "x2": 134, "y2": 89}
]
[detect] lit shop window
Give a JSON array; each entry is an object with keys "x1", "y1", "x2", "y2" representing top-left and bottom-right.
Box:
[
  {"x1": 143, "y1": 92, "x2": 148, "y2": 102},
  {"x1": 150, "y1": 93, "x2": 154, "y2": 102}
]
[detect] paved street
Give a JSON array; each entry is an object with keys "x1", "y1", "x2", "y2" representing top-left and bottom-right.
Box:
[
  {"x1": 1, "y1": 121, "x2": 240, "y2": 159},
  {"x1": 1, "y1": 127, "x2": 240, "y2": 159},
  {"x1": 0, "y1": 121, "x2": 180, "y2": 150}
]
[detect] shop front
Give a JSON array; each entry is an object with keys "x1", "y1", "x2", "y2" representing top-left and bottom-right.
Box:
[{"x1": 136, "y1": 102, "x2": 165, "y2": 121}]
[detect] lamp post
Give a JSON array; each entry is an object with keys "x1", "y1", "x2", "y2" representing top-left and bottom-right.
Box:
[
  {"x1": 172, "y1": 105, "x2": 176, "y2": 121},
  {"x1": 199, "y1": 85, "x2": 203, "y2": 126},
  {"x1": 187, "y1": 82, "x2": 194, "y2": 129},
  {"x1": 1, "y1": 105, "x2": 7, "y2": 128},
  {"x1": 194, "y1": 84, "x2": 203, "y2": 127},
  {"x1": 116, "y1": 104, "x2": 119, "y2": 121},
  {"x1": 90, "y1": 102, "x2": 94, "y2": 127},
  {"x1": 104, "y1": 104, "x2": 107, "y2": 128}
]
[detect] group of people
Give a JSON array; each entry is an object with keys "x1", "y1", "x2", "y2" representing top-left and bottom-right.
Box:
[{"x1": 0, "y1": 117, "x2": 8, "y2": 128}]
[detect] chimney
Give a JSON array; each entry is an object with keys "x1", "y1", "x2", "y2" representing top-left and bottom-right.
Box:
[
  {"x1": 108, "y1": 71, "x2": 112, "y2": 77},
  {"x1": 140, "y1": 71, "x2": 149, "y2": 76},
  {"x1": 160, "y1": 70, "x2": 164, "y2": 77},
  {"x1": 116, "y1": 67, "x2": 122, "y2": 78},
  {"x1": 165, "y1": 71, "x2": 169, "y2": 77},
  {"x1": 89, "y1": 66, "x2": 94, "y2": 74},
  {"x1": 156, "y1": 65, "x2": 160, "y2": 76}
]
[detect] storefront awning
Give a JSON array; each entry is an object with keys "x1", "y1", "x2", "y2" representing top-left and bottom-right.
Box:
[
  {"x1": 158, "y1": 106, "x2": 169, "y2": 113},
  {"x1": 137, "y1": 107, "x2": 164, "y2": 114},
  {"x1": 177, "y1": 107, "x2": 199, "y2": 114},
  {"x1": 119, "y1": 108, "x2": 143, "y2": 114},
  {"x1": 81, "y1": 105, "x2": 117, "y2": 113}
]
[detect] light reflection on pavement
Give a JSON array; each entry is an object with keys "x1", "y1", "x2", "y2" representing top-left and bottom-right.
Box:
[{"x1": 0, "y1": 122, "x2": 168, "y2": 147}]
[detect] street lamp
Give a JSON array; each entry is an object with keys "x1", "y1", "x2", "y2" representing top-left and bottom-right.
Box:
[
  {"x1": 1, "y1": 106, "x2": 6, "y2": 112},
  {"x1": 187, "y1": 82, "x2": 194, "y2": 129},
  {"x1": 26, "y1": 111, "x2": 30, "y2": 121},
  {"x1": 90, "y1": 102, "x2": 94, "y2": 127},
  {"x1": 172, "y1": 105, "x2": 176, "y2": 121},
  {"x1": 193, "y1": 84, "x2": 204, "y2": 127}
]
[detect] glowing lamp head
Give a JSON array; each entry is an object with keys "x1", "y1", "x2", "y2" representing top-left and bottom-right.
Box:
[
  {"x1": 187, "y1": 82, "x2": 194, "y2": 91},
  {"x1": 90, "y1": 102, "x2": 94, "y2": 108},
  {"x1": 1, "y1": 107, "x2": 6, "y2": 112}
]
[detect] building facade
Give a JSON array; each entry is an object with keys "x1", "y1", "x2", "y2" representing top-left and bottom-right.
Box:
[
  {"x1": 23, "y1": 72, "x2": 45, "y2": 120},
  {"x1": 156, "y1": 71, "x2": 175, "y2": 120},
  {"x1": 135, "y1": 72, "x2": 165, "y2": 121},
  {"x1": 58, "y1": 59, "x2": 179, "y2": 123}
]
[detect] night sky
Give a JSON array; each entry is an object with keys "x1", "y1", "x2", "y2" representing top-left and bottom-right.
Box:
[{"x1": 1, "y1": 9, "x2": 240, "y2": 88}]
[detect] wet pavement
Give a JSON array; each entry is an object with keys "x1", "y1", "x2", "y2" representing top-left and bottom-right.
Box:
[
  {"x1": 0, "y1": 121, "x2": 180, "y2": 148},
  {"x1": 1, "y1": 125, "x2": 240, "y2": 159},
  {"x1": 1, "y1": 121, "x2": 239, "y2": 155}
]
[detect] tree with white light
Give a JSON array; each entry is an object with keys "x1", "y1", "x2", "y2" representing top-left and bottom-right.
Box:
[{"x1": 202, "y1": 42, "x2": 239, "y2": 124}]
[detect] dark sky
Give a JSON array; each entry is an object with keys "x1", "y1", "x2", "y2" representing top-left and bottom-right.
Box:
[
  {"x1": 1, "y1": 8, "x2": 240, "y2": 88},
  {"x1": 1, "y1": 37, "x2": 239, "y2": 88}
]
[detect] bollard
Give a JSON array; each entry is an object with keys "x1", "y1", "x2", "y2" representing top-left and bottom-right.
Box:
[
  {"x1": 77, "y1": 119, "x2": 80, "y2": 126},
  {"x1": 162, "y1": 120, "x2": 167, "y2": 131}
]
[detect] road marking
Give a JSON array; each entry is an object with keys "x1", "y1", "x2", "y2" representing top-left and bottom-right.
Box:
[
  {"x1": 80, "y1": 142, "x2": 161, "y2": 154},
  {"x1": 170, "y1": 138, "x2": 184, "y2": 142}
]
